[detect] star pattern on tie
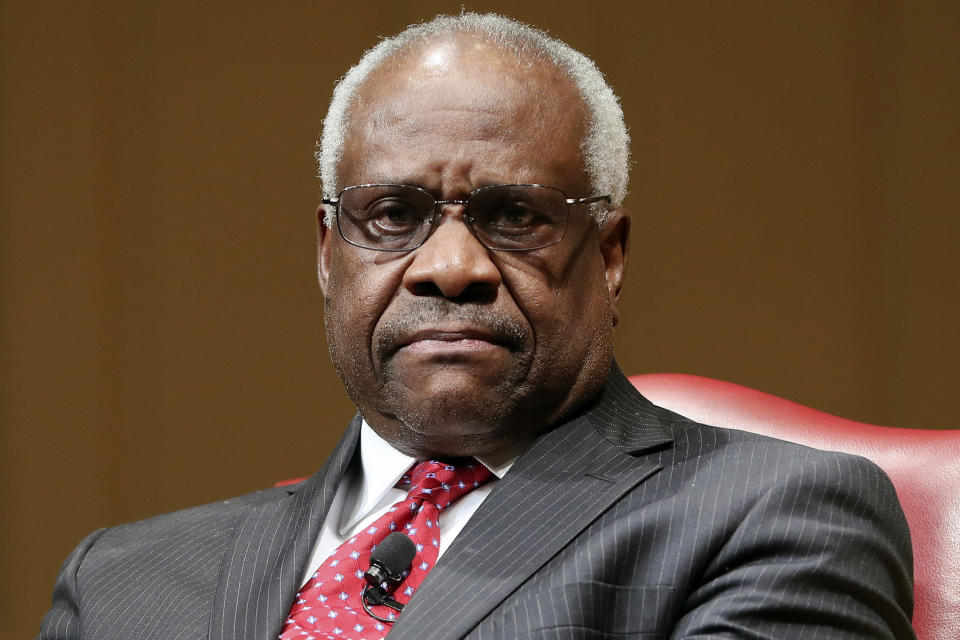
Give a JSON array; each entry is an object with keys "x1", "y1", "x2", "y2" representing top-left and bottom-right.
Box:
[{"x1": 279, "y1": 459, "x2": 492, "y2": 640}]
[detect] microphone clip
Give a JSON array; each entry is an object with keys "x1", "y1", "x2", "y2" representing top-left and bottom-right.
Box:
[{"x1": 361, "y1": 584, "x2": 405, "y2": 622}]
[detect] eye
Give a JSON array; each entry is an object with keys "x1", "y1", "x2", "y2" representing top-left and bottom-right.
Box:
[
  {"x1": 486, "y1": 202, "x2": 548, "y2": 234},
  {"x1": 493, "y1": 205, "x2": 535, "y2": 228},
  {"x1": 365, "y1": 198, "x2": 424, "y2": 235}
]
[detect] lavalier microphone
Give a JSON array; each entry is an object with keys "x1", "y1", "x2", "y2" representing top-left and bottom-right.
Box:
[{"x1": 362, "y1": 532, "x2": 416, "y2": 623}]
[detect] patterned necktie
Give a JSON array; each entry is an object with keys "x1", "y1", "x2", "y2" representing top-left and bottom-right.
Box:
[{"x1": 280, "y1": 459, "x2": 493, "y2": 640}]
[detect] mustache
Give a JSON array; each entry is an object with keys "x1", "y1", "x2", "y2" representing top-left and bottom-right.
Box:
[{"x1": 375, "y1": 299, "x2": 528, "y2": 357}]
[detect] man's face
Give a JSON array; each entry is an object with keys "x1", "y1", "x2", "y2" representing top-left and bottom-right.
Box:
[{"x1": 318, "y1": 36, "x2": 629, "y2": 457}]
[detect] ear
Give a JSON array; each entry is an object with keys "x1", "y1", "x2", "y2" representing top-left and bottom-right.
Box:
[
  {"x1": 316, "y1": 205, "x2": 334, "y2": 296},
  {"x1": 598, "y1": 207, "x2": 630, "y2": 326}
]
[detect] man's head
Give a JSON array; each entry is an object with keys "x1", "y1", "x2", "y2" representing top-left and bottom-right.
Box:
[{"x1": 316, "y1": 14, "x2": 631, "y2": 458}]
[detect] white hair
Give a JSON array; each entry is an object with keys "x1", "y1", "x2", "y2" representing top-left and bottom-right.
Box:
[{"x1": 317, "y1": 12, "x2": 630, "y2": 226}]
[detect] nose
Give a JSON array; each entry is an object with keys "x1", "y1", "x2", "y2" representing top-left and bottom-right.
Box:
[{"x1": 402, "y1": 211, "x2": 502, "y2": 300}]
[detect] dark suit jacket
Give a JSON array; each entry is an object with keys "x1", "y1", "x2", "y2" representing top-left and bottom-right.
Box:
[{"x1": 39, "y1": 364, "x2": 915, "y2": 639}]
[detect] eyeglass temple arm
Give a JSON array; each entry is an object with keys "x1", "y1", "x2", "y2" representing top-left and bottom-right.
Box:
[{"x1": 566, "y1": 195, "x2": 611, "y2": 206}]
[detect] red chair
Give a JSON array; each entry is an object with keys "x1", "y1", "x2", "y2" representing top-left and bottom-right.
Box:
[{"x1": 629, "y1": 373, "x2": 960, "y2": 640}]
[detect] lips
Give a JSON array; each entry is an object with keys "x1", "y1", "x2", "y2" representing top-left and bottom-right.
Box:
[
  {"x1": 394, "y1": 327, "x2": 509, "y2": 355},
  {"x1": 400, "y1": 327, "x2": 502, "y2": 346},
  {"x1": 374, "y1": 302, "x2": 528, "y2": 360}
]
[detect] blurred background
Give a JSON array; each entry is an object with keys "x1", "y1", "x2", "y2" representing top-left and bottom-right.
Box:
[{"x1": 2, "y1": 1, "x2": 957, "y2": 636}]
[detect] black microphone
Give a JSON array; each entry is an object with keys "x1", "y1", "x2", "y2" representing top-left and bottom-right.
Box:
[{"x1": 362, "y1": 532, "x2": 416, "y2": 622}]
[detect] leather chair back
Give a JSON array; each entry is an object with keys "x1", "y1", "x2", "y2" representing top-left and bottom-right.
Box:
[{"x1": 630, "y1": 373, "x2": 960, "y2": 640}]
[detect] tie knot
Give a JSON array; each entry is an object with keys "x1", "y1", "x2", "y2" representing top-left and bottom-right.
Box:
[{"x1": 399, "y1": 459, "x2": 493, "y2": 510}]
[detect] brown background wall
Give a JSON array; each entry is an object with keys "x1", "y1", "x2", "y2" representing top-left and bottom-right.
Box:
[{"x1": 2, "y1": 1, "x2": 957, "y2": 636}]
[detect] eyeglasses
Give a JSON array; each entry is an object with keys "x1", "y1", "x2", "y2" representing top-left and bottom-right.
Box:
[{"x1": 322, "y1": 184, "x2": 610, "y2": 252}]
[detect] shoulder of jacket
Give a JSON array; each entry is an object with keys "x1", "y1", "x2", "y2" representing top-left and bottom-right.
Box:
[{"x1": 89, "y1": 483, "x2": 293, "y2": 549}]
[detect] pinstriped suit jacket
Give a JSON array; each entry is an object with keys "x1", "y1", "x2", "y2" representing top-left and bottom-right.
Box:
[{"x1": 39, "y1": 364, "x2": 915, "y2": 639}]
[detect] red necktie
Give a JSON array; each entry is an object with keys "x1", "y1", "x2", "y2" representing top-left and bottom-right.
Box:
[{"x1": 279, "y1": 459, "x2": 493, "y2": 639}]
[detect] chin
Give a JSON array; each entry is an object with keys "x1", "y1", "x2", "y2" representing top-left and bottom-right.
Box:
[
  {"x1": 380, "y1": 361, "x2": 528, "y2": 422},
  {"x1": 395, "y1": 394, "x2": 510, "y2": 437},
  {"x1": 375, "y1": 389, "x2": 520, "y2": 457}
]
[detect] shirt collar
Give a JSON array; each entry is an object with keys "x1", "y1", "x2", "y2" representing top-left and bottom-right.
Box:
[{"x1": 341, "y1": 420, "x2": 519, "y2": 533}]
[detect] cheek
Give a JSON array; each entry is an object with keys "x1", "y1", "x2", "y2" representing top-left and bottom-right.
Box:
[
  {"x1": 504, "y1": 247, "x2": 612, "y2": 361},
  {"x1": 324, "y1": 249, "x2": 406, "y2": 368}
]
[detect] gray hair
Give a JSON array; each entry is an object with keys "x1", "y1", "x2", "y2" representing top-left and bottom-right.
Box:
[{"x1": 317, "y1": 12, "x2": 630, "y2": 226}]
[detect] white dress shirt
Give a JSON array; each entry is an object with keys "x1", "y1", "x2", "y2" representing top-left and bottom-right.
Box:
[{"x1": 300, "y1": 421, "x2": 518, "y2": 587}]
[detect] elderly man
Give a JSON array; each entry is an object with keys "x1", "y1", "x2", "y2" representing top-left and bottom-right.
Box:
[{"x1": 40, "y1": 13, "x2": 914, "y2": 640}]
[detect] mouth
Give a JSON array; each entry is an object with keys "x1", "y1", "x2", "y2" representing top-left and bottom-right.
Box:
[
  {"x1": 396, "y1": 327, "x2": 508, "y2": 354},
  {"x1": 374, "y1": 302, "x2": 529, "y2": 362}
]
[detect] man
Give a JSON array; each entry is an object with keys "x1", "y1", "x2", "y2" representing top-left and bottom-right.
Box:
[{"x1": 40, "y1": 13, "x2": 914, "y2": 639}]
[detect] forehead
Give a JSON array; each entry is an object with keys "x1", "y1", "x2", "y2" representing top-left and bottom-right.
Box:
[{"x1": 339, "y1": 34, "x2": 589, "y2": 191}]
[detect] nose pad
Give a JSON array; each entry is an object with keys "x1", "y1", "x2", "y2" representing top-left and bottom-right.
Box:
[{"x1": 402, "y1": 215, "x2": 502, "y2": 300}]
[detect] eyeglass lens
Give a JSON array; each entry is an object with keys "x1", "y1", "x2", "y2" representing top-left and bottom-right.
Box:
[{"x1": 336, "y1": 184, "x2": 568, "y2": 251}]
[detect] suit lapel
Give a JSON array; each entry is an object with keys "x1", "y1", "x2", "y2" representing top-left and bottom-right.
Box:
[
  {"x1": 388, "y1": 363, "x2": 672, "y2": 640},
  {"x1": 209, "y1": 417, "x2": 361, "y2": 640}
]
